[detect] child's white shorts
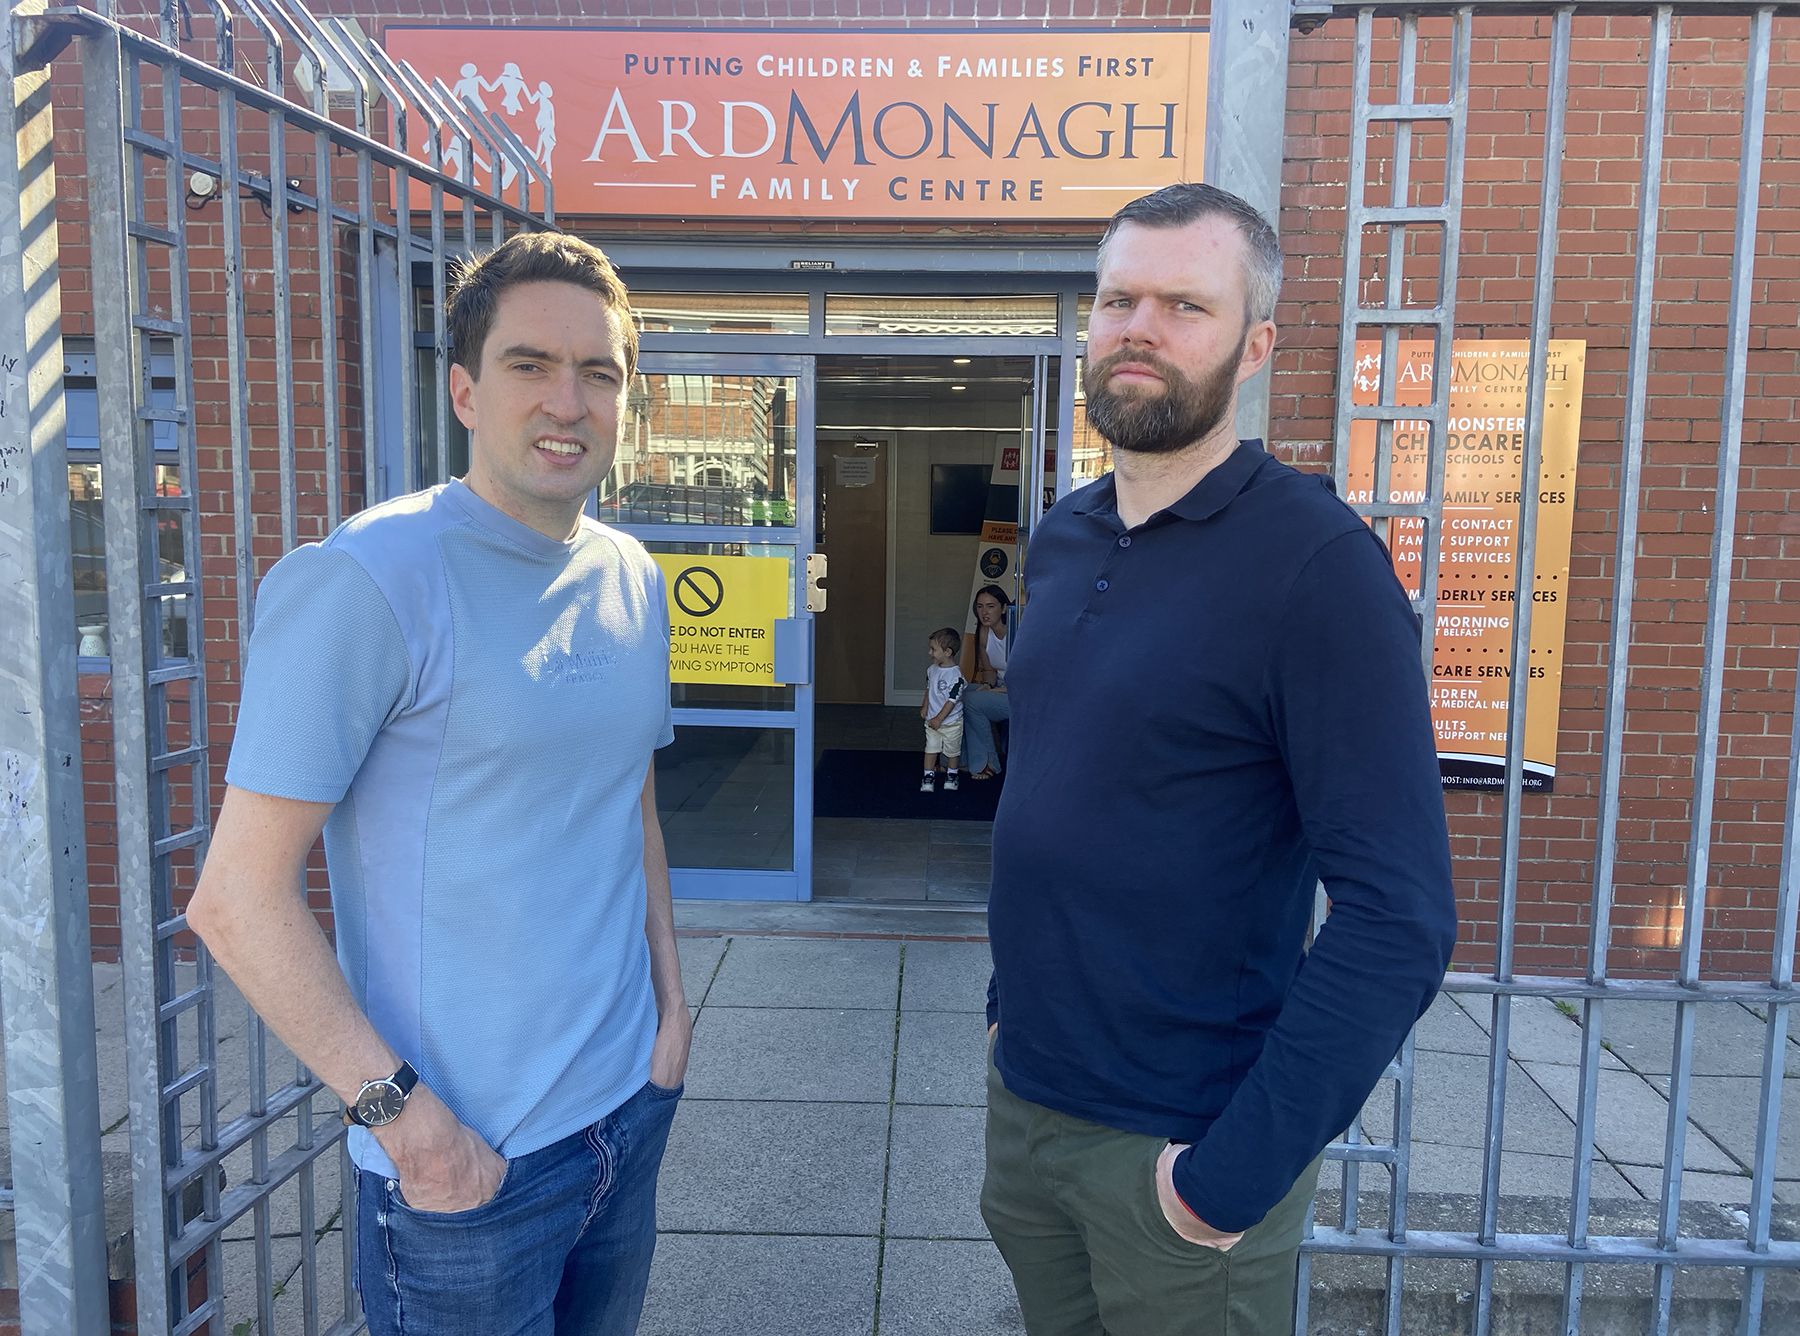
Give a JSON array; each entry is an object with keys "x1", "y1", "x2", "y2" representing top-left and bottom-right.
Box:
[{"x1": 924, "y1": 717, "x2": 964, "y2": 758}]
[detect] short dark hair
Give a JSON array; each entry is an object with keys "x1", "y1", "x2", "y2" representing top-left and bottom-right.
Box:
[
  {"x1": 446, "y1": 231, "x2": 639, "y2": 379},
  {"x1": 1097, "y1": 182, "x2": 1283, "y2": 325},
  {"x1": 931, "y1": 627, "x2": 962, "y2": 658}
]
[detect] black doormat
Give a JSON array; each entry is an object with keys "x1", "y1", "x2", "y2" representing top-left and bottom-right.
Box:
[{"x1": 813, "y1": 748, "x2": 1003, "y2": 822}]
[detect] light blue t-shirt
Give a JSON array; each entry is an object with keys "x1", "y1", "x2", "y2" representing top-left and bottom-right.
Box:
[{"x1": 226, "y1": 480, "x2": 674, "y2": 1176}]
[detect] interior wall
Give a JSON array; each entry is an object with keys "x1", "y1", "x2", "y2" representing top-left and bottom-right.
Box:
[
  {"x1": 889, "y1": 432, "x2": 1007, "y2": 704},
  {"x1": 818, "y1": 381, "x2": 1024, "y2": 705}
]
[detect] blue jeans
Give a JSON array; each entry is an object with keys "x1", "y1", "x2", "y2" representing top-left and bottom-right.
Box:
[
  {"x1": 962, "y1": 686, "x2": 1011, "y2": 774},
  {"x1": 357, "y1": 1079, "x2": 682, "y2": 1336}
]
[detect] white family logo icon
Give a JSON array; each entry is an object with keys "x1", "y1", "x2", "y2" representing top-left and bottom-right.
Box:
[{"x1": 443, "y1": 60, "x2": 557, "y2": 186}]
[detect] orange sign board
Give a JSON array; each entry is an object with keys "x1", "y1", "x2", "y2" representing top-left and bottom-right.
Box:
[
  {"x1": 383, "y1": 27, "x2": 1208, "y2": 221},
  {"x1": 1345, "y1": 340, "x2": 1587, "y2": 792}
]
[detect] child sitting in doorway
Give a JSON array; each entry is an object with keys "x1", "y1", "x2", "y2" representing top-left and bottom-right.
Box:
[{"x1": 921, "y1": 628, "x2": 965, "y2": 793}]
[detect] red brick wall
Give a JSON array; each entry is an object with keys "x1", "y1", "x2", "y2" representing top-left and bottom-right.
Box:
[
  {"x1": 52, "y1": 36, "x2": 368, "y2": 951},
  {"x1": 1278, "y1": 12, "x2": 1800, "y2": 978},
  {"x1": 57, "y1": 1, "x2": 1800, "y2": 981}
]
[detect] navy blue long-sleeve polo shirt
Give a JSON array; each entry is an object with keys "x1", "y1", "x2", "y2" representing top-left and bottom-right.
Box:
[{"x1": 986, "y1": 439, "x2": 1457, "y2": 1234}]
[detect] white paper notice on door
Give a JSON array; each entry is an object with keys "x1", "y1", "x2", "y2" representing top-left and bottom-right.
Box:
[{"x1": 834, "y1": 456, "x2": 878, "y2": 488}]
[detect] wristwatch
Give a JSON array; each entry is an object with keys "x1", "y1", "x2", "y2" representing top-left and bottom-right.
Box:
[{"x1": 344, "y1": 1061, "x2": 419, "y2": 1128}]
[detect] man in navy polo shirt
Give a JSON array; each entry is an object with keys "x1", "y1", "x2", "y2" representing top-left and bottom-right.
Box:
[{"x1": 981, "y1": 182, "x2": 1458, "y2": 1335}]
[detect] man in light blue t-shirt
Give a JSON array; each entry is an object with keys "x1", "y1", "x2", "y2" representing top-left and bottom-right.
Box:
[{"x1": 189, "y1": 233, "x2": 689, "y2": 1336}]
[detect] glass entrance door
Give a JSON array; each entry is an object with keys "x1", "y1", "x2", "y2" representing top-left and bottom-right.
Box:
[{"x1": 598, "y1": 352, "x2": 816, "y2": 901}]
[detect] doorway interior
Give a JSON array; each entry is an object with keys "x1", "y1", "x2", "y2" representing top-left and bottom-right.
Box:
[{"x1": 811, "y1": 353, "x2": 1047, "y2": 905}]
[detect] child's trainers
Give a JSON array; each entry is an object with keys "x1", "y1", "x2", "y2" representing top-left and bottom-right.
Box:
[
  {"x1": 920, "y1": 772, "x2": 937, "y2": 793},
  {"x1": 943, "y1": 770, "x2": 961, "y2": 791}
]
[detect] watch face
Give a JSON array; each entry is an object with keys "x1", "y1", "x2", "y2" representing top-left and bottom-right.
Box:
[{"x1": 356, "y1": 1080, "x2": 406, "y2": 1126}]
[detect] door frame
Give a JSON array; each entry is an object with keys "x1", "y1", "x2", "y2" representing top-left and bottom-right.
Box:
[
  {"x1": 624, "y1": 277, "x2": 1079, "y2": 901},
  {"x1": 609, "y1": 351, "x2": 818, "y2": 901}
]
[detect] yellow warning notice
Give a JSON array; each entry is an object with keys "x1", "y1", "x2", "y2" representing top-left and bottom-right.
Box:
[{"x1": 650, "y1": 554, "x2": 792, "y2": 685}]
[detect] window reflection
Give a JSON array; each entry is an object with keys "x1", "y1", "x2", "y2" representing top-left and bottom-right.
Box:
[
  {"x1": 599, "y1": 373, "x2": 798, "y2": 527},
  {"x1": 656, "y1": 726, "x2": 795, "y2": 871},
  {"x1": 65, "y1": 360, "x2": 188, "y2": 662}
]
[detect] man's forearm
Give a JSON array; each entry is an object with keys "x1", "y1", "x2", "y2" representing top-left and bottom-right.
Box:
[
  {"x1": 189, "y1": 799, "x2": 397, "y2": 1106},
  {"x1": 639, "y1": 768, "x2": 686, "y2": 1021},
  {"x1": 202, "y1": 883, "x2": 401, "y2": 1102}
]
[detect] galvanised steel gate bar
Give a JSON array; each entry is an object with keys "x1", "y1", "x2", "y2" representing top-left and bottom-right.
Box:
[
  {"x1": 1564, "y1": 11, "x2": 1670, "y2": 1329},
  {"x1": 0, "y1": 2, "x2": 112, "y2": 1328},
  {"x1": 1, "y1": 0, "x2": 546, "y2": 1328},
  {"x1": 1303, "y1": 8, "x2": 1470, "y2": 1334},
  {"x1": 1296, "y1": 2, "x2": 1797, "y2": 1333}
]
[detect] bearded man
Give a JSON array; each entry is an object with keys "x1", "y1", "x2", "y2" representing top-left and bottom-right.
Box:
[{"x1": 980, "y1": 182, "x2": 1458, "y2": 1336}]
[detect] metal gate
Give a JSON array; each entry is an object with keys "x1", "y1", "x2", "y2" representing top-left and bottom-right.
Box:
[
  {"x1": 0, "y1": 0, "x2": 548, "y2": 1329},
  {"x1": 1295, "y1": 3, "x2": 1800, "y2": 1333},
  {"x1": 5, "y1": 0, "x2": 1800, "y2": 1332}
]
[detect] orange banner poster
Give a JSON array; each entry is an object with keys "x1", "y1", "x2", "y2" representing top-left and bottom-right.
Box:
[
  {"x1": 1345, "y1": 340, "x2": 1587, "y2": 792},
  {"x1": 383, "y1": 27, "x2": 1208, "y2": 221}
]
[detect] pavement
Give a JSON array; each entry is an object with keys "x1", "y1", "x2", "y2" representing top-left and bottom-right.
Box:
[{"x1": 3, "y1": 900, "x2": 1798, "y2": 1334}]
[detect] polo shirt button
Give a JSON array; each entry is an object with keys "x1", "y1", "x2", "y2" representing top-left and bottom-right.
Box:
[
  {"x1": 1118, "y1": 536, "x2": 1132, "y2": 548},
  {"x1": 1095, "y1": 579, "x2": 1110, "y2": 592}
]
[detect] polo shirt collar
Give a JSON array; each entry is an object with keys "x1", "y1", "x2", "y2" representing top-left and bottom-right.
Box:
[{"x1": 1071, "y1": 439, "x2": 1269, "y2": 526}]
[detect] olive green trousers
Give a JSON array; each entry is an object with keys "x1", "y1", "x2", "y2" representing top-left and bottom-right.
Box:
[{"x1": 981, "y1": 1049, "x2": 1322, "y2": 1336}]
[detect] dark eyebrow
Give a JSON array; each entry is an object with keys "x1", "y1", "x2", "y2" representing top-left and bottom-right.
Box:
[{"x1": 496, "y1": 344, "x2": 624, "y2": 376}]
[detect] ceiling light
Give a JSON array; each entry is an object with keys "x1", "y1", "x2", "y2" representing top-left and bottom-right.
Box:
[
  {"x1": 951, "y1": 384, "x2": 967, "y2": 391},
  {"x1": 952, "y1": 357, "x2": 971, "y2": 365}
]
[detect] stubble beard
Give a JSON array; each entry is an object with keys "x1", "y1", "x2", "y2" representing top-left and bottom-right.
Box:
[{"x1": 1082, "y1": 333, "x2": 1246, "y2": 458}]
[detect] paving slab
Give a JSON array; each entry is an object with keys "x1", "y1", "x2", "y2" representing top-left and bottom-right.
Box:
[
  {"x1": 677, "y1": 935, "x2": 731, "y2": 1007},
  {"x1": 884, "y1": 1105, "x2": 989, "y2": 1240},
  {"x1": 1411, "y1": 992, "x2": 1493, "y2": 1056},
  {"x1": 1403, "y1": 1143, "x2": 1639, "y2": 1206},
  {"x1": 855, "y1": 848, "x2": 932, "y2": 879},
  {"x1": 812, "y1": 851, "x2": 859, "y2": 878},
  {"x1": 673, "y1": 901, "x2": 989, "y2": 939},
  {"x1": 928, "y1": 822, "x2": 994, "y2": 847},
  {"x1": 1359, "y1": 1052, "x2": 1575, "y2": 1154},
  {"x1": 1641, "y1": 1074, "x2": 1800, "y2": 1180},
  {"x1": 900, "y1": 940, "x2": 992, "y2": 1014},
  {"x1": 685, "y1": 1006, "x2": 896, "y2": 1103},
  {"x1": 815, "y1": 818, "x2": 919, "y2": 846},
  {"x1": 1614, "y1": 1163, "x2": 1760, "y2": 1207},
  {"x1": 641, "y1": 1234, "x2": 878, "y2": 1336},
  {"x1": 703, "y1": 936, "x2": 900, "y2": 1010},
  {"x1": 895, "y1": 1010, "x2": 989, "y2": 1106},
  {"x1": 88, "y1": 965, "x2": 131, "y2": 1138},
  {"x1": 1525, "y1": 1062, "x2": 1737, "y2": 1173},
  {"x1": 216, "y1": 1223, "x2": 350, "y2": 1336},
  {"x1": 657, "y1": 1100, "x2": 889, "y2": 1234},
  {"x1": 926, "y1": 881, "x2": 990, "y2": 904},
  {"x1": 219, "y1": 1140, "x2": 349, "y2": 1244},
  {"x1": 876, "y1": 1239, "x2": 1025, "y2": 1336},
  {"x1": 1461, "y1": 994, "x2": 1630, "y2": 1070},
  {"x1": 927, "y1": 842, "x2": 993, "y2": 868},
  {"x1": 848, "y1": 875, "x2": 933, "y2": 902},
  {"x1": 1598, "y1": 1000, "x2": 1781, "y2": 1079}
]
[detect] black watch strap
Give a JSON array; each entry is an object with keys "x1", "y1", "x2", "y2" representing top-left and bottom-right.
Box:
[{"x1": 392, "y1": 1060, "x2": 419, "y2": 1098}]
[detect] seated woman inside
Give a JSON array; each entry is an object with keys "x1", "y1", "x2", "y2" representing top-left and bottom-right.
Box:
[{"x1": 962, "y1": 583, "x2": 1012, "y2": 781}]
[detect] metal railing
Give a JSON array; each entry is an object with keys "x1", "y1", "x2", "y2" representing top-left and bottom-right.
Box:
[
  {"x1": 1300, "y1": 4, "x2": 1797, "y2": 1334},
  {"x1": 0, "y1": 0, "x2": 547, "y2": 1329}
]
